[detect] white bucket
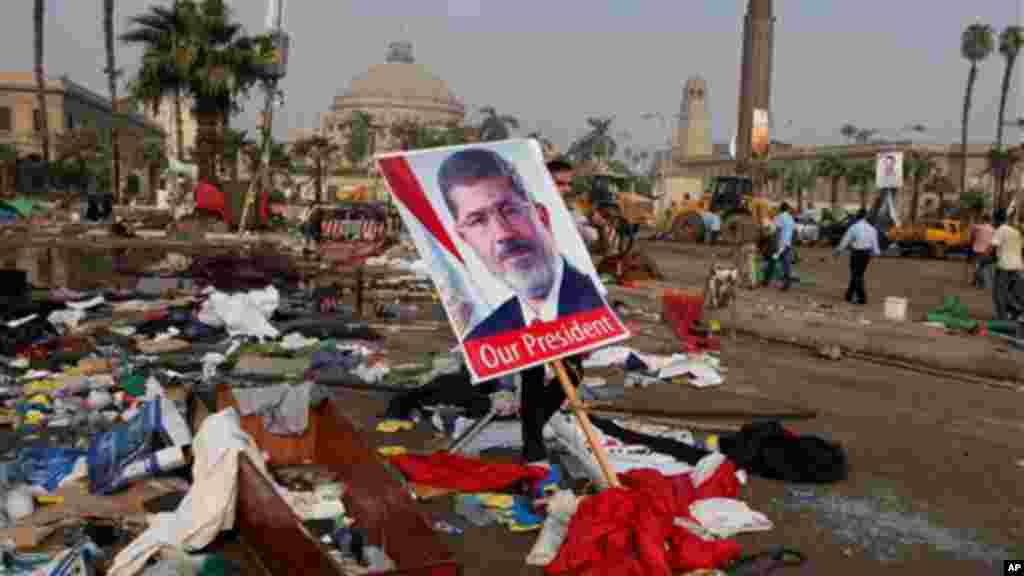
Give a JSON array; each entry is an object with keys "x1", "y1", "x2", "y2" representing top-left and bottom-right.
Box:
[{"x1": 884, "y1": 297, "x2": 908, "y2": 322}]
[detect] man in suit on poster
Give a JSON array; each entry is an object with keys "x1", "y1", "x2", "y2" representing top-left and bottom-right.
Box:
[{"x1": 437, "y1": 148, "x2": 605, "y2": 342}]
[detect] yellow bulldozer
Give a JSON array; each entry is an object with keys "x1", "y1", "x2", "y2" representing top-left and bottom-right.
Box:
[{"x1": 667, "y1": 175, "x2": 775, "y2": 245}]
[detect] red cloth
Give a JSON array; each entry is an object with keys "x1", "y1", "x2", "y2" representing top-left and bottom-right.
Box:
[
  {"x1": 389, "y1": 452, "x2": 548, "y2": 493},
  {"x1": 546, "y1": 465, "x2": 743, "y2": 576}
]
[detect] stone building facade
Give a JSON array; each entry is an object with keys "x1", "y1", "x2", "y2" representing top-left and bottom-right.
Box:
[
  {"x1": 320, "y1": 41, "x2": 465, "y2": 156},
  {"x1": 663, "y1": 141, "x2": 1020, "y2": 218}
]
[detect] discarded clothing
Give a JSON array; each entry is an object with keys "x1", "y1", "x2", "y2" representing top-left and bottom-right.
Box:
[
  {"x1": 107, "y1": 408, "x2": 272, "y2": 576},
  {"x1": 276, "y1": 315, "x2": 381, "y2": 341},
  {"x1": 527, "y1": 490, "x2": 579, "y2": 566},
  {"x1": 547, "y1": 468, "x2": 743, "y2": 576},
  {"x1": 688, "y1": 498, "x2": 773, "y2": 538},
  {"x1": 590, "y1": 415, "x2": 709, "y2": 465},
  {"x1": 188, "y1": 254, "x2": 301, "y2": 292},
  {"x1": 385, "y1": 369, "x2": 494, "y2": 421},
  {"x1": 718, "y1": 421, "x2": 848, "y2": 483},
  {"x1": 197, "y1": 286, "x2": 281, "y2": 340},
  {"x1": 389, "y1": 452, "x2": 548, "y2": 492},
  {"x1": 233, "y1": 382, "x2": 326, "y2": 436}
]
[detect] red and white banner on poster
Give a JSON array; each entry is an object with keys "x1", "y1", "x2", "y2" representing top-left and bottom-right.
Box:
[{"x1": 376, "y1": 139, "x2": 630, "y2": 382}]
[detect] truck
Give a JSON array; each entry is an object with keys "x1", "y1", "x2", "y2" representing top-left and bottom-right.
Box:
[
  {"x1": 669, "y1": 175, "x2": 775, "y2": 245},
  {"x1": 887, "y1": 219, "x2": 971, "y2": 259}
]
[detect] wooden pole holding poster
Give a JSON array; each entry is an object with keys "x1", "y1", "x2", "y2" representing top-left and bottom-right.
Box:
[{"x1": 551, "y1": 359, "x2": 621, "y2": 488}]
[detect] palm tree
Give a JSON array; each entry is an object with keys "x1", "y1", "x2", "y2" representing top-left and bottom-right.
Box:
[
  {"x1": 103, "y1": 0, "x2": 122, "y2": 202},
  {"x1": 960, "y1": 22, "x2": 995, "y2": 195},
  {"x1": 783, "y1": 160, "x2": 816, "y2": 213},
  {"x1": 903, "y1": 151, "x2": 937, "y2": 224},
  {"x1": 122, "y1": 0, "x2": 267, "y2": 183},
  {"x1": 290, "y1": 135, "x2": 340, "y2": 203},
  {"x1": 477, "y1": 107, "x2": 519, "y2": 141},
  {"x1": 762, "y1": 160, "x2": 786, "y2": 199},
  {"x1": 814, "y1": 154, "x2": 849, "y2": 211},
  {"x1": 839, "y1": 124, "x2": 859, "y2": 142},
  {"x1": 122, "y1": 2, "x2": 188, "y2": 164},
  {"x1": 568, "y1": 117, "x2": 617, "y2": 165},
  {"x1": 845, "y1": 160, "x2": 876, "y2": 210},
  {"x1": 0, "y1": 143, "x2": 16, "y2": 197},
  {"x1": 994, "y1": 26, "x2": 1024, "y2": 207},
  {"x1": 34, "y1": 0, "x2": 50, "y2": 165},
  {"x1": 341, "y1": 111, "x2": 373, "y2": 166}
]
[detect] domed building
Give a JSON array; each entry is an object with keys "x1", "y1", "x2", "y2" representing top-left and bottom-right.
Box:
[{"x1": 321, "y1": 41, "x2": 465, "y2": 154}]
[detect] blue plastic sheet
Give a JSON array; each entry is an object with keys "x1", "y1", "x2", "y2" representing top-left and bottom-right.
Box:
[
  {"x1": 87, "y1": 399, "x2": 163, "y2": 495},
  {"x1": 17, "y1": 446, "x2": 88, "y2": 493}
]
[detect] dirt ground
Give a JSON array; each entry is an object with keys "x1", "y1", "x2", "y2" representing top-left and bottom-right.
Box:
[
  {"x1": 8, "y1": 241, "x2": 1022, "y2": 574},
  {"x1": 336, "y1": 241, "x2": 1021, "y2": 575}
]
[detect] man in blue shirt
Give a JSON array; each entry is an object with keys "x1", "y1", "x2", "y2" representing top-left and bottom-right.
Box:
[
  {"x1": 761, "y1": 203, "x2": 795, "y2": 291},
  {"x1": 704, "y1": 208, "x2": 722, "y2": 244},
  {"x1": 834, "y1": 209, "x2": 881, "y2": 305}
]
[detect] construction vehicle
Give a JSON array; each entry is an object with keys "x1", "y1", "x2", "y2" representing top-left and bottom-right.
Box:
[
  {"x1": 669, "y1": 175, "x2": 775, "y2": 245},
  {"x1": 887, "y1": 219, "x2": 970, "y2": 259}
]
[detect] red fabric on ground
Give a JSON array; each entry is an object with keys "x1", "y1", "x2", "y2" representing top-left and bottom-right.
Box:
[
  {"x1": 389, "y1": 452, "x2": 548, "y2": 492},
  {"x1": 546, "y1": 467, "x2": 743, "y2": 576}
]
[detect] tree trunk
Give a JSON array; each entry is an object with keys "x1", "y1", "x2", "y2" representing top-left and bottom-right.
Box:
[
  {"x1": 104, "y1": 0, "x2": 120, "y2": 204},
  {"x1": 860, "y1": 186, "x2": 867, "y2": 210},
  {"x1": 961, "y1": 63, "x2": 978, "y2": 196},
  {"x1": 797, "y1": 186, "x2": 804, "y2": 213},
  {"x1": 316, "y1": 156, "x2": 324, "y2": 203},
  {"x1": 33, "y1": 0, "x2": 50, "y2": 165},
  {"x1": 830, "y1": 176, "x2": 839, "y2": 210},
  {"x1": 910, "y1": 175, "x2": 921, "y2": 224},
  {"x1": 173, "y1": 90, "x2": 185, "y2": 161},
  {"x1": 996, "y1": 52, "x2": 1017, "y2": 152},
  {"x1": 194, "y1": 110, "x2": 219, "y2": 183}
]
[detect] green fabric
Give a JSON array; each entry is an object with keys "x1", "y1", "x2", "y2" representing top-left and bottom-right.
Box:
[
  {"x1": 198, "y1": 555, "x2": 231, "y2": 576},
  {"x1": 121, "y1": 373, "x2": 148, "y2": 397},
  {"x1": 926, "y1": 296, "x2": 978, "y2": 331},
  {"x1": 0, "y1": 196, "x2": 35, "y2": 217},
  {"x1": 987, "y1": 319, "x2": 1019, "y2": 335}
]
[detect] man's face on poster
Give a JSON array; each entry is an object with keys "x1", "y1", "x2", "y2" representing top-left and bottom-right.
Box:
[
  {"x1": 884, "y1": 156, "x2": 895, "y2": 175},
  {"x1": 450, "y1": 176, "x2": 558, "y2": 300}
]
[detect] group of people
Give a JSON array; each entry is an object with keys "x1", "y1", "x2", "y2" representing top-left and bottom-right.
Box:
[
  {"x1": 761, "y1": 202, "x2": 881, "y2": 305},
  {"x1": 970, "y1": 210, "x2": 1023, "y2": 321}
]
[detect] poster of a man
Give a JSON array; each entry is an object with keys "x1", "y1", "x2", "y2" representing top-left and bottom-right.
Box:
[
  {"x1": 376, "y1": 140, "x2": 629, "y2": 382},
  {"x1": 876, "y1": 151, "x2": 903, "y2": 189}
]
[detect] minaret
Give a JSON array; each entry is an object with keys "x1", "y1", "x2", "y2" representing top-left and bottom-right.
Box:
[
  {"x1": 736, "y1": 0, "x2": 775, "y2": 164},
  {"x1": 674, "y1": 76, "x2": 712, "y2": 158}
]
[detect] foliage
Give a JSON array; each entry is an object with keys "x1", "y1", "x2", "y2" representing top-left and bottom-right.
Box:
[
  {"x1": 995, "y1": 26, "x2": 1024, "y2": 206},
  {"x1": 904, "y1": 151, "x2": 938, "y2": 223},
  {"x1": 342, "y1": 111, "x2": 373, "y2": 165},
  {"x1": 568, "y1": 117, "x2": 617, "y2": 165},
  {"x1": 121, "y1": 0, "x2": 271, "y2": 180},
  {"x1": 125, "y1": 174, "x2": 142, "y2": 197},
  {"x1": 476, "y1": 107, "x2": 519, "y2": 142},
  {"x1": 960, "y1": 22, "x2": 995, "y2": 195},
  {"x1": 845, "y1": 160, "x2": 875, "y2": 208},
  {"x1": 959, "y1": 189, "x2": 991, "y2": 213},
  {"x1": 839, "y1": 124, "x2": 877, "y2": 144},
  {"x1": 0, "y1": 143, "x2": 17, "y2": 164},
  {"x1": 388, "y1": 119, "x2": 474, "y2": 151}
]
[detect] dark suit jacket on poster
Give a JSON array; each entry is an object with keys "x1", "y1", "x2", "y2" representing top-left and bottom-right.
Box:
[{"x1": 465, "y1": 257, "x2": 605, "y2": 342}]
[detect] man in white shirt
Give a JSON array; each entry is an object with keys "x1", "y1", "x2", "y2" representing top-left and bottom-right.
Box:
[
  {"x1": 834, "y1": 209, "x2": 881, "y2": 305},
  {"x1": 990, "y1": 209, "x2": 1023, "y2": 320}
]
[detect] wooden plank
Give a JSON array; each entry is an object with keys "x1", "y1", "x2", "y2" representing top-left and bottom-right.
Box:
[
  {"x1": 236, "y1": 454, "x2": 340, "y2": 576},
  {"x1": 217, "y1": 384, "x2": 319, "y2": 467}
]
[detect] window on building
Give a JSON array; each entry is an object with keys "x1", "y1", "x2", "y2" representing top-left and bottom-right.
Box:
[
  {"x1": 0, "y1": 107, "x2": 10, "y2": 131},
  {"x1": 33, "y1": 109, "x2": 43, "y2": 132}
]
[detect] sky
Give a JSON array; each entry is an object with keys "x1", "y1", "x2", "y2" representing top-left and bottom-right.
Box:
[{"x1": 2, "y1": 0, "x2": 1024, "y2": 159}]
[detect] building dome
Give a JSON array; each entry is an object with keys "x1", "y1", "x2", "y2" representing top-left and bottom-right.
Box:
[{"x1": 330, "y1": 41, "x2": 464, "y2": 119}]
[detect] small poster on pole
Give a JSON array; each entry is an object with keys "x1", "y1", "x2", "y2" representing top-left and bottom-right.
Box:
[
  {"x1": 876, "y1": 151, "x2": 903, "y2": 189},
  {"x1": 376, "y1": 139, "x2": 630, "y2": 382}
]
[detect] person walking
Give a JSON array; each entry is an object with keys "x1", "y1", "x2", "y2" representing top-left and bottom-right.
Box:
[
  {"x1": 761, "y1": 203, "x2": 795, "y2": 290},
  {"x1": 969, "y1": 215, "x2": 995, "y2": 288},
  {"x1": 990, "y1": 209, "x2": 1023, "y2": 321},
  {"x1": 834, "y1": 209, "x2": 881, "y2": 305},
  {"x1": 704, "y1": 208, "x2": 722, "y2": 245}
]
